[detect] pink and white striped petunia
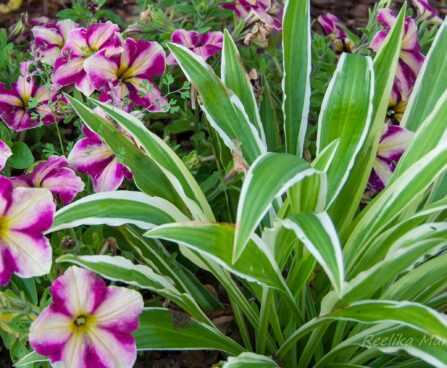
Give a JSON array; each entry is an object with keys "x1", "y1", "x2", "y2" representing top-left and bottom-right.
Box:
[
  {"x1": 318, "y1": 13, "x2": 347, "y2": 39},
  {"x1": 0, "y1": 176, "x2": 55, "y2": 285},
  {"x1": 52, "y1": 21, "x2": 122, "y2": 96},
  {"x1": 84, "y1": 37, "x2": 166, "y2": 111},
  {"x1": 371, "y1": 9, "x2": 425, "y2": 96},
  {"x1": 29, "y1": 266, "x2": 144, "y2": 368},
  {"x1": 412, "y1": 0, "x2": 443, "y2": 24},
  {"x1": 11, "y1": 155, "x2": 84, "y2": 204},
  {"x1": 369, "y1": 124, "x2": 414, "y2": 192},
  {"x1": 0, "y1": 62, "x2": 64, "y2": 131},
  {"x1": 31, "y1": 19, "x2": 79, "y2": 66},
  {"x1": 0, "y1": 140, "x2": 12, "y2": 171},
  {"x1": 68, "y1": 125, "x2": 131, "y2": 192},
  {"x1": 167, "y1": 29, "x2": 224, "y2": 64},
  {"x1": 222, "y1": 0, "x2": 283, "y2": 30}
]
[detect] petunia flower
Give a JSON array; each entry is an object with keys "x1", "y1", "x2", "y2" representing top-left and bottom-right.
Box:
[
  {"x1": 0, "y1": 176, "x2": 55, "y2": 285},
  {"x1": 52, "y1": 21, "x2": 122, "y2": 96},
  {"x1": 368, "y1": 124, "x2": 414, "y2": 192},
  {"x1": 167, "y1": 29, "x2": 223, "y2": 64},
  {"x1": 0, "y1": 140, "x2": 12, "y2": 171},
  {"x1": 29, "y1": 266, "x2": 144, "y2": 368},
  {"x1": 84, "y1": 37, "x2": 166, "y2": 111},
  {"x1": 222, "y1": 0, "x2": 283, "y2": 31},
  {"x1": 412, "y1": 0, "x2": 443, "y2": 24},
  {"x1": 371, "y1": 9, "x2": 425, "y2": 96},
  {"x1": 68, "y1": 125, "x2": 131, "y2": 192},
  {"x1": 318, "y1": 13, "x2": 355, "y2": 53},
  {"x1": 11, "y1": 155, "x2": 84, "y2": 204},
  {"x1": 31, "y1": 19, "x2": 78, "y2": 66},
  {"x1": 387, "y1": 85, "x2": 408, "y2": 124},
  {"x1": 0, "y1": 62, "x2": 64, "y2": 131}
]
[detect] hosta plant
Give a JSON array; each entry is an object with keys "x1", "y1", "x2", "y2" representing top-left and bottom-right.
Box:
[{"x1": 6, "y1": 0, "x2": 447, "y2": 367}]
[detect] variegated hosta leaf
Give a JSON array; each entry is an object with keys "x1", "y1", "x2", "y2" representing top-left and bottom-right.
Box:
[
  {"x1": 169, "y1": 43, "x2": 265, "y2": 165},
  {"x1": 222, "y1": 352, "x2": 279, "y2": 367},
  {"x1": 317, "y1": 53, "x2": 374, "y2": 208},
  {"x1": 145, "y1": 222, "x2": 286, "y2": 292},
  {"x1": 221, "y1": 29, "x2": 265, "y2": 144},
  {"x1": 91, "y1": 99, "x2": 214, "y2": 221},
  {"x1": 56, "y1": 254, "x2": 211, "y2": 324},
  {"x1": 282, "y1": 212, "x2": 344, "y2": 296},
  {"x1": 282, "y1": 0, "x2": 311, "y2": 156},
  {"x1": 402, "y1": 17, "x2": 447, "y2": 131},
  {"x1": 135, "y1": 308, "x2": 244, "y2": 355},
  {"x1": 48, "y1": 191, "x2": 188, "y2": 233},
  {"x1": 344, "y1": 141, "x2": 447, "y2": 268},
  {"x1": 233, "y1": 152, "x2": 316, "y2": 262}
]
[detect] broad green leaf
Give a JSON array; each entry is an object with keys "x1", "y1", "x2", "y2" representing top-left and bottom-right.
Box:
[
  {"x1": 344, "y1": 141, "x2": 447, "y2": 268},
  {"x1": 14, "y1": 351, "x2": 47, "y2": 367},
  {"x1": 328, "y1": 7, "x2": 405, "y2": 235},
  {"x1": 135, "y1": 308, "x2": 244, "y2": 355},
  {"x1": 49, "y1": 191, "x2": 188, "y2": 233},
  {"x1": 402, "y1": 17, "x2": 447, "y2": 131},
  {"x1": 233, "y1": 152, "x2": 316, "y2": 262},
  {"x1": 145, "y1": 222, "x2": 285, "y2": 291},
  {"x1": 65, "y1": 95, "x2": 182, "y2": 208},
  {"x1": 317, "y1": 53, "x2": 374, "y2": 207},
  {"x1": 282, "y1": 212, "x2": 344, "y2": 296},
  {"x1": 221, "y1": 29, "x2": 265, "y2": 143},
  {"x1": 9, "y1": 142, "x2": 33, "y2": 169},
  {"x1": 222, "y1": 352, "x2": 279, "y2": 367},
  {"x1": 392, "y1": 90, "x2": 447, "y2": 179},
  {"x1": 282, "y1": 0, "x2": 311, "y2": 155},
  {"x1": 91, "y1": 99, "x2": 214, "y2": 221},
  {"x1": 57, "y1": 254, "x2": 211, "y2": 324},
  {"x1": 169, "y1": 43, "x2": 265, "y2": 164}
]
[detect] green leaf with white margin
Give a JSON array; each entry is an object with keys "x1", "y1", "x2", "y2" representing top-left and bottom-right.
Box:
[
  {"x1": 64, "y1": 95, "x2": 182, "y2": 208},
  {"x1": 282, "y1": 0, "x2": 311, "y2": 156},
  {"x1": 233, "y1": 152, "x2": 316, "y2": 262},
  {"x1": 317, "y1": 53, "x2": 374, "y2": 208},
  {"x1": 344, "y1": 141, "x2": 447, "y2": 268},
  {"x1": 56, "y1": 254, "x2": 211, "y2": 324},
  {"x1": 145, "y1": 222, "x2": 285, "y2": 291},
  {"x1": 401, "y1": 17, "x2": 447, "y2": 131},
  {"x1": 135, "y1": 308, "x2": 244, "y2": 355},
  {"x1": 392, "y1": 90, "x2": 447, "y2": 180},
  {"x1": 169, "y1": 43, "x2": 265, "y2": 165},
  {"x1": 282, "y1": 212, "x2": 344, "y2": 296},
  {"x1": 222, "y1": 352, "x2": 279, "y2": 367},
  {"x1": 14, "y1": 351, "x2": 48, "y2": 367},
  {"x1": 91, "y1": 99, "x2": 214, "y2": 221},
  {"x1": 48, "y1": 191, "x2": 188, "y2": 233},
  {"x1": 221, "y1": 29, "x2": 265, "y2": 144}
]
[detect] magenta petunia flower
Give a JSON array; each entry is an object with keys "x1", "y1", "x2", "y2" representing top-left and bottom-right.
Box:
[
  {"x1": 0, "y1": 176, "x2": 55, "y2": 285},
  {"x1": 222, "y1": 0, "x2": 283, "y2": 30},
  {"x1": 0, "y1": 62, "x2": 64, "y2": 131},
  {"x1": 167, "y1": 29, "x2": 223, "y2": 64},
  {"x1": 371, "y1": 9, "x2": 425, "y2": 97},
  {"x1": 68, "y1": 125, "x2": 131, "y2": 192},
  {"x1": 29, "y1": 266, "x2": 144, "y2": 368},
  {"x1": 412, "y1": 0, "x2": 443, "y2": 24},
  {"x1": 368, "y1": 124, "x2": 414, "y2": 192},
  {"x1": 52, "y1": 21, "x2": 122, "y2": 96},
  {"x1": 11, "y1": 155, "x2": 84, "y2": 204},
  {"x1": 318, "y1": 13, "x2": 347, "y2": 39},
  {"x1": 84, "y1": 37, "x2": 166, "y2": 111},
  {"x1": 31, "y1": 19, "x2": 79, "y2": 66},
  {"x1": 0, "y1": 140, "x2": 12, "y2": 171}
]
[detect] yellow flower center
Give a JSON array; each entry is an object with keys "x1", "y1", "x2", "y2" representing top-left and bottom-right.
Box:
[
  {"x1": 0, "y1": 217, "x2": 11, "y2": 238},
  {"x1": 71, "y1": 313, "x2": 96, "y2": 334}
]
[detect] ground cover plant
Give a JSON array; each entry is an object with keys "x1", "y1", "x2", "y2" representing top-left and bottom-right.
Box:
[{"x1": 1, "y1": 0, "x2": 447, "y2": 367}]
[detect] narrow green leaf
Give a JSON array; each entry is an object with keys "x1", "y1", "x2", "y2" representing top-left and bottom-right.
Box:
[
  {"x1": 91, "y1": 99, "x2": 214, "y2": 221},
  {"x1": 222, "y1": 352, "x2": 279, "y2": 367},
  {"x1": 282, "y1": 0, "x2": 311, "y2": 155},
  {"x1": 221, "y1": 29, "x2": 265, "y2": 143},
  {"x1": 135, "y1": 308, "x2": 244, "y2": 355},
  {"x1": 169, "y1": 43, "x2": 265, "y2": 164},
  {"x1": 317, "y1": 53, "x2": 374, "y2": 207},
  {"x1": 260, "y1": 78, "x2": 281, "y2": 152},
  {"x1": 48, "y1": 191, "x2": 188, "y2": 233},
  {"x1": 14, "y1": 351, "x2": 47, "y2": 367},
  {"x1": 282, "y1": 212, "x2": 344, "y2": 296},
  {"x1": 233, "y1": 152, "x2": 316, "y2": 262}
]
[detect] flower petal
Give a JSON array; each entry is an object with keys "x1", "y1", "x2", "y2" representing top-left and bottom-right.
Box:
[
  {"x1": 68, "y1": 136, "x2": 114, "y2": 176},
  {"x1": 91, "y1": 157, "x2": 126, "y2": 192},
  {"x1": 0, "y1": 140, "x2": 12, "y2": 171},
  {"x1": 377, "y1": 8, "x2": 397, "y2": 28},
  {"x1": 86, "y1": 21, "x2": 121, "y2": 51},
  {"x1": 378, "y1": 125, "x2": 414, "y2": 161},
  {"x1": 0, "y1": 247, "x2": 16, "y2": 285},
  {"x1": 84, "y1": 52, "x2": 119, "y2": 91}
]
